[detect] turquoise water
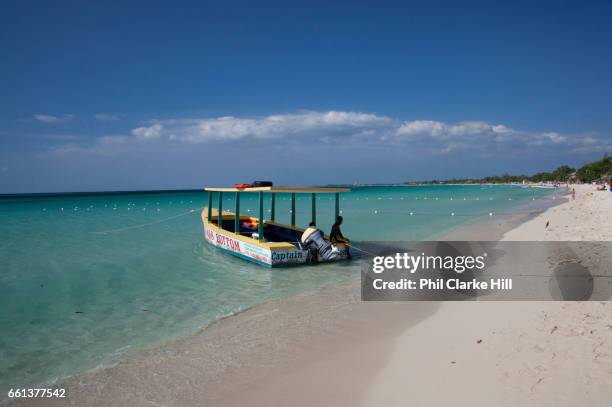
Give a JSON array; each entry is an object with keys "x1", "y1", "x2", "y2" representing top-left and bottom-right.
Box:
[{"x1": 0, "y1": 185, "x2": 557, "y2": 398}]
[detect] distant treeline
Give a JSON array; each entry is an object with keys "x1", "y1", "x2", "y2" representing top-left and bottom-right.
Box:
[{"x1": 406, "y1": 154, "x2": 611, "y2": 185}]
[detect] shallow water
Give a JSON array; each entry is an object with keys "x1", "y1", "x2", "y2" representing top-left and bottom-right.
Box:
[{"x1": 0, "y1": 185, "x2": 557, "y2": 398}]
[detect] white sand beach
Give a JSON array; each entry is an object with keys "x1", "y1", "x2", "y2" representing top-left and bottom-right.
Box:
[
  {"x1": 503, "y1": 184, "x2": 612, "y2": 241},
  {"x1": 12, "y1": 184, "x2": 612, "y2": 407}
]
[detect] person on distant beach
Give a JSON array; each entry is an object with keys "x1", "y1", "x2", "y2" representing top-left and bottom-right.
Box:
[
  {"x1": 330, "y1": 216, "x2": 351, "y2": 259},
  {"x1": 572, "y1": 188, "x2": 576, "y2": 200}
]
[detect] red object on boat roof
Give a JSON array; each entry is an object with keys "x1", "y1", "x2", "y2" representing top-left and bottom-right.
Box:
[{"x1": 234, "y1": 183, "x2": 254, "y2": 189}]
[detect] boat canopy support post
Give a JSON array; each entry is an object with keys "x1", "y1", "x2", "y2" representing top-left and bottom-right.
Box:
[
  {"x1": 270, "y1": 194, "x2": 276, "y2": 222},
  {"x1": 207, "y1": 191, "x2": 212, "y2": 222},
  {"x1": 234, "y1": 192, "x2": 240, "y2": 234},
  {"x1": 311, "y1": 193, "x2": 316, "y2": 224},
  {"x1": 335, "y1": 192, "x2": 339, "y2": 220},
  {"x1": 291, "y1": 193, "x2": 296, "y2": 226},
  {"x1": 218, "y1": 191, "x2": 223, "y2": 230},
  {"x1": 258, "y1": 192, "x2": 264, "y2": 241}
]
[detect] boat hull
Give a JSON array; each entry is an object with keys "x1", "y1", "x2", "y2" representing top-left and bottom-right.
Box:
[{"x1": 202, "y1": 214, "x2": 349, "y2": 267}]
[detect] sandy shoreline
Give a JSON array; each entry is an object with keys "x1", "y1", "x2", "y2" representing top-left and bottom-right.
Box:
[
  {"x1": 502, "y1": 184, "x2": 612, "y2": 241},
  {"x1": 11, "y1": 185, "x2": 612, "y2": 407}
]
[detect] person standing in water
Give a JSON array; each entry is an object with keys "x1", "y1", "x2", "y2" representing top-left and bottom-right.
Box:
[{"x1": 330, "y1": 216, "x2": 351, "y2": 259}]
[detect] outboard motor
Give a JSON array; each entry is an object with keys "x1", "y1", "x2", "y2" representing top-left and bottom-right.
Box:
[{"x1": 302, "y1": 229, "x2": 340, "y2": 262}]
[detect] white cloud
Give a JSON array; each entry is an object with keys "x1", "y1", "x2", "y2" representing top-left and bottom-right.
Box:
[
  {"x1": 94, "y1": 113, "x2": 119, "y2": 121},
  {"x1": 393, "y1": 119, "x2": 612, "y2": 154},
  {"x1": 132, "y1": 123, "x2": 163, "y2": 139},
  {"x1": 125, "y1": 111, "x2": 611, "y2": 156},
  {"x1": 396, "y1": 120, "x2": 505, "y2": 139},
  {"x1": 131, "y1": 111, "x2": 393, "y2": 143},
  {"x1": 44, "y1": 110, "x2": 610, "y2": 157},
  {"x1": 396, "y1": 120, "x2": 447, "y2": 137},
  {"x1": 33, "y1": 114, "x2": 74, "y2": 123}
]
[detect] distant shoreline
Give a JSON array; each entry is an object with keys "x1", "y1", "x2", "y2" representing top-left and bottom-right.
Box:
[{"x1": 0, "y1": 183, "x2": 557, "y2": 199}]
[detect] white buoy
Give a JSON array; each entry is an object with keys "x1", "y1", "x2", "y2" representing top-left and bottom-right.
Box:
[
  {"x1": 410, "y1": 212, "x2": 414, "y2": 216},
  {"x1": 374, "y1": 210, "x2": 378, "y2": 214},
  {"x1": 489, "y1": 212, "x2": 493, "y2": 216},
  {"x1": 451, "y1": 212, "x2": 455, "y2": 216}
]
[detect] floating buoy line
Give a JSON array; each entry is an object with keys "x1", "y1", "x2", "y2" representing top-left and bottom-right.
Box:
[
  {"x1": 89, "y1": 207, "x2": 202, "y2": 235},
  {"x1": 33, "y1": 192, "x2": 560, "y2": 235}
]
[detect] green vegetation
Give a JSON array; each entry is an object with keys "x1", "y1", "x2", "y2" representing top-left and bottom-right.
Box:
[
  {"x1": 406, "y1": 154, "x2": 611, "y2": 185},
  {"x1": 575, "y1": 154, "x2": 611, "y2": 182}
]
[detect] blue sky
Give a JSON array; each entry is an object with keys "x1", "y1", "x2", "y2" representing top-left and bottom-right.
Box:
[{"x1": 1, "y1": 0, "x2": 611, "y2": 193}]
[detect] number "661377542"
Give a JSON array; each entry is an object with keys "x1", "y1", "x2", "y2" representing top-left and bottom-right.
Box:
[{"x1": 8, "y1": 388, "x2": 66, "y2": 398}]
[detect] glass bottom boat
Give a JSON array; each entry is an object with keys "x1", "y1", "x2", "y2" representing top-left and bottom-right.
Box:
[{"x1": 201, "y1": 186, "x2": 351, "y2": 267}]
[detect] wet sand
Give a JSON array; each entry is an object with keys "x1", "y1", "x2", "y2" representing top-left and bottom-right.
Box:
[{"x1": 11, "y1": 282, "x2": 440, "y2": 407}]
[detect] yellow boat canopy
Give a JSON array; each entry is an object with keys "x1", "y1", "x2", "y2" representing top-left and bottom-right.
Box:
[
  {"x1": 205, "y1": 186, "x2": 350, "y2": 241},
  {"x1": 205, "y1": 186, "x2": 350, "y2": 193}
]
